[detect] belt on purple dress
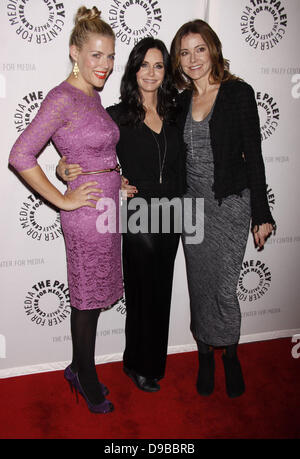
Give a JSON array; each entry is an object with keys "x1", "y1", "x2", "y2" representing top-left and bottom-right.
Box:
[{"x1": 81, "y1": 164, "x2": 121, "y2": 175}]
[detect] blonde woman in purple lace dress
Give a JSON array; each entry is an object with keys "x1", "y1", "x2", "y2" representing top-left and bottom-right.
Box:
[{"x1": 9, "y1": 7, "x2": 122, "y2": 414}]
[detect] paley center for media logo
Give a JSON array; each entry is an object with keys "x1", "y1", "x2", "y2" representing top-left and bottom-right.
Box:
[
  {"x1": 237, "y1": 259, "x2": 272, "y2": 302},
  {"x1": 7, "y1": 0, "x2": 65, "y2": 44},
  {"x1": 256, "y1": 91, "x2": 280, "y2": 141},
  {"x1": 14, "y1": 90, "x2": 44, "y2": 133},
  {"x1": 24, "y1": 279, "x2": 70, "y2": 327},
  {"x1": 108, "y1": 0, "x2": 162, "y2": 46},
  {"x1": 240, "y1": 0, "x2": 287, "y2": 51},
  {"x1": 19, "y1": 193, "x2": 62, "y2": 242}
]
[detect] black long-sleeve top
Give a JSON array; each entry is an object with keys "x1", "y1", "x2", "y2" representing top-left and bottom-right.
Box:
[
  {"x1": 176, "y1": 80, "x2": 275, "y2": 229},
  {"x1": 107, "y1": 102, "x2": 185, "y2": 201}
]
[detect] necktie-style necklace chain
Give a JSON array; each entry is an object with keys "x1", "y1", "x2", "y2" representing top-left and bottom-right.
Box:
[{"x1": 148, "y1": 125, "x2": 167, "y2": 184}]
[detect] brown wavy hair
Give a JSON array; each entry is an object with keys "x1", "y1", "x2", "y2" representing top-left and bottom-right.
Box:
[
  {"x1": 170, "y1": 19, "x2": 238, "y2": 90},
  {"x1": 69, "y1": 6, "x2": 114, "y2": 53}
]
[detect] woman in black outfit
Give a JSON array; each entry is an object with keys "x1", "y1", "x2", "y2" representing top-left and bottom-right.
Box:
[
  {"x1": 170, "y1": 20, "x2": 275, "y2": 398},
  {"x1": 58, "y1": 38, "x2": 185, "y2": 391}
]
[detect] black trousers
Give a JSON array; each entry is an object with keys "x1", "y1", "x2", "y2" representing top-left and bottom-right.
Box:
[{"x1": 122, "y1": 203, "x2": 180, "y2": 379}]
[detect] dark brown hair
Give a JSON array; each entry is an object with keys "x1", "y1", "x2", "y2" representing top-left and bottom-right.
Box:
[
  {"x1": 119, "y1": 37, "x2": 177, "y2": 126},
  {"x1": 170, "y1": 19, "x2": 238, "y2": 90}
]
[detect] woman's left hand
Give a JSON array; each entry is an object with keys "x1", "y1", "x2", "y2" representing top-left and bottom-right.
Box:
[{"x1": 252, "y1": 223, "x2": 274, "y2": 250}]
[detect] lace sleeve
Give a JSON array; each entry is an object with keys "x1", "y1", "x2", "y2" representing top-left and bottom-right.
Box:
[{"x1": 9, "y1": 86, "x2": 70, "y2": 172}]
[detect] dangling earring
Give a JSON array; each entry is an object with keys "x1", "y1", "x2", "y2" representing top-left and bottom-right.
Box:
[{"x1": 73, "y1": 62, "x2": 79, "y2": 79}]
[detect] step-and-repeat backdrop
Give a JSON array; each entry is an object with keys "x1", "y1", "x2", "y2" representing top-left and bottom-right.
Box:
[{"x1": 0, "y1": 0, "x2": 299, "y2": 377}]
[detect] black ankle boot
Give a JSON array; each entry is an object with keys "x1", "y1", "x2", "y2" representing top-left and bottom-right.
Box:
[
  {"x1": 222, "y1": 346, "x2": 245, "y2": 398},
  {"x1": 196, "y1": 343, "x2": 215, "y2": 396}
]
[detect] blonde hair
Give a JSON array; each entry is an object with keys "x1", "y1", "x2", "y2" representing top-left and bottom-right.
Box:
[{"x1": 69, "y1": 6, "x2": 114, "y2": 52}]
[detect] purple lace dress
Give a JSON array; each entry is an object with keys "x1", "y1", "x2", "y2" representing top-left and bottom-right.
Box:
[{"x1": 9, "y1": 81, "x2": 123, "y2": 310}]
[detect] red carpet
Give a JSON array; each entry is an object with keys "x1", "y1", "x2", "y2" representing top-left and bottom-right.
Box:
[{"x1": 0, "y1": 338, "x2": 299, "y2": 439}]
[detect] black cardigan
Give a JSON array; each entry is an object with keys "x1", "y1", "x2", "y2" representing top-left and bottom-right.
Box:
[{"x1": 176, "y1": 80, "x2": 275, "y2": 229}]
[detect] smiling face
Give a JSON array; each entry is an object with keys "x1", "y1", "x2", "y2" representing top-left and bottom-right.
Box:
[
  {"x1": 70, "y1": 33, "x2": 115, "y2": 90},
  {"x1": 179, "y1": 33, "x2": 212, "y2": 83},
  {"x1": 136, "y1": 48, "x2": 165, "y2": 96}
]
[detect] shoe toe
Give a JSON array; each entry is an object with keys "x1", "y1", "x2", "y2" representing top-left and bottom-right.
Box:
[
  {"x1": 141, "y1": 378, "x2": 160, "y2": 392},
  {"x1": 124, "y1": 366, "x2": 160, "y2": 392}
]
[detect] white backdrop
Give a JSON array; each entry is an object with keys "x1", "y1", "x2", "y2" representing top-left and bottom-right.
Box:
[{"x1": 0, "y1": 0, "x2": 299, "y2": 378}]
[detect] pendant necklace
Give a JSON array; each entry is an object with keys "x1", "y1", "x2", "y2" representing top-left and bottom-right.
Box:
[{"x1": 148, "y1": 125, "x2": 167, "y2": 184}]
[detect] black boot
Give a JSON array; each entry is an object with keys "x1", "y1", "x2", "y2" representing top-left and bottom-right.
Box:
[
  {"x1": 196, "y1": 341, "x2": 215, "y2": 396},
  {"x1": 222, "y1": 344, "x2": 245, "y2": 398}
]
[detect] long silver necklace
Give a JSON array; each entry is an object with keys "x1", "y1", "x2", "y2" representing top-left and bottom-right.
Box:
[
  {"x1": 189, "y1": 107, "x2": 195, "y2": 160},
  {"x1": 148, "y1": 125, "x2": 167, "y2": 184}
]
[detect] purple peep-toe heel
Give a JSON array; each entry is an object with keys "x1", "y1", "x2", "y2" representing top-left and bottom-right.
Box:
[
  {"x1": 64, "y1": 366, "x2": 114, "y2": 414},
  {"x1": 64, "y1": 364, "x2": 109, "y2": 396},
  {"x1": 72, "y1": 373, "x2": 114, "y2": 414}
]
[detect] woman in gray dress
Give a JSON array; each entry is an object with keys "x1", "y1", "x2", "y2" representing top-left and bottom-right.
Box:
[{"x1": 170, "y1": 20, "x2": 275, "y2": 398}]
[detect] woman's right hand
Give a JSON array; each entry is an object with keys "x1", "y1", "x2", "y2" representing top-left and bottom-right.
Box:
[
  {"x1": 61, "y1": 181, "x2": 102, "y2": 211},
  {"x1": 57, "y1": 156, "x2": 82, "y2": 182}
]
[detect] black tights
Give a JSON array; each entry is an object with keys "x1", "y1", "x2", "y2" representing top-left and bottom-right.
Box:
[
  {"x1": 70, "y1": 307, "x2": 104, "y2": 404},
  {"x1": 197, "y1": 340, "x2": 238, "y2": 357}
]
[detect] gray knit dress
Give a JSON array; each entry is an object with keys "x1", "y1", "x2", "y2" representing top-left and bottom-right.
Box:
[{"x1": 182, "y1": 102, "x2": 251, "y2": 347}]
